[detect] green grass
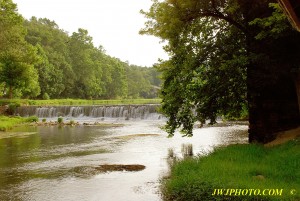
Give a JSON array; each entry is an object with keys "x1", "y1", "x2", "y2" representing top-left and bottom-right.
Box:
[
  {"x1": 0, "y1": 116, "x2": 38, "y2": 131},
  {"x1": 163, "y1": 139, "x2": 300, "y2": 201},
  {"x1": 0, "y1": 98, "x2": 161, "y2": 106}
]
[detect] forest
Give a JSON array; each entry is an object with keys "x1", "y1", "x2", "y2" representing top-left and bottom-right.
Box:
[{"x1": 0, "y1": 0, "x2": 161, "y2": 100}]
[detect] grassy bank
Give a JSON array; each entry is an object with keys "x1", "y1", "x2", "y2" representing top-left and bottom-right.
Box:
[
  {"x1": 163, "y1": 139, "x2": 300, "y2": 201},
  {"x1": 0, "y1": 98, "x2": 161, "y2": 106},
  {"x1": 0, "y1": 116, "x2": 38, "y2": 131}
]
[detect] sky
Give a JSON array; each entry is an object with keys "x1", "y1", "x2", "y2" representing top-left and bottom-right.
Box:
[{"x1": 13, "y1": 0, "x2": 169, "y2": 67}]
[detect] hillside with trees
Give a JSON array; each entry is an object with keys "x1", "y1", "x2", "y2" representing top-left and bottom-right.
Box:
[{"x1": 0, "y1": 0, "x2": 161, "y2": 100}]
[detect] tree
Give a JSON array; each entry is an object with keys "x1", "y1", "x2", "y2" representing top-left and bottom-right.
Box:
[
  {"x1": 1, "y1": 0, "x2": 162, "y2": 100},
  {"x1": 141, "y1": 0, "x2": 300, "y2": 142},
  {"x1": 24, "y1": 16, "x2": 156, "y2": 100},
  {"x1": 102, "y1": 57, "x2": 127, "y2": 99},
  {"x1": 68, "y1": 28, "x2": 105, "y2": 99},
  {"x1": 24, "y1": 17, "x2": 74, "y2": 98},
  {"x1": 0, "y1": 0, "x2": 40, "y2": 98},
  {"x1": 125, "y1": 65, "x2": 151, "y2": 98}
]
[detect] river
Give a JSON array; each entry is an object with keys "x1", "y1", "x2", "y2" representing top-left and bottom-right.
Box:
[{"x1": 1, "y1": 106, "x2": 248, "y2": 201}]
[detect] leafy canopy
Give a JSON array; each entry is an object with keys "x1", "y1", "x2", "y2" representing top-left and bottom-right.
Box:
[
  {"x1": 140, "y1": 0, "x2": 292, "y2": 137},
  {"x1": 0, "y1": 0, "x2": 40, "y2": 98}
]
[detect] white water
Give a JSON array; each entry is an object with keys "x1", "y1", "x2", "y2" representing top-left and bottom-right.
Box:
[{"x1": 15, "y1": 105, "x2": 163, "y2": 120}]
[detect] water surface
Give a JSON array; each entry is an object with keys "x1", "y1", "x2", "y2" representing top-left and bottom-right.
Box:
[{"x1": 0, "y1": 120, "x2": 248, "y2": 201}]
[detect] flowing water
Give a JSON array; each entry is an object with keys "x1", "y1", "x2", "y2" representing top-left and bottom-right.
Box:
[
  {"x1": 15, "y1": 105, "x2": 162, "y2": 120},
  {"x1": 1, "y1": 105, "x2": 249, "y2": 201}
]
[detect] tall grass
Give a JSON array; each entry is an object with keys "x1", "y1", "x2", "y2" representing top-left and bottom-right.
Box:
[
  {"x1": 0, "y1": 98, "x2": 161, "y2": 106},
  {"x1": 0, "y1": 116, "x2": 38, "y2": 131},
  {"x1": 163, "y1": 139, "x2": 300, "y2": 201}
]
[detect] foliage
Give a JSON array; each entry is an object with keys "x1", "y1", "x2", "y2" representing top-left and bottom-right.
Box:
[
  {"x1": 163, "y1": 139, "x2": 300, "y2": 201},
  {"x1": 22, "y1": 17, "x2": 160, "y2": 99},
  {"x1": 0, "y1": 116, "x2": 23, "y2": 131},
  {"x1": 0, "y1": 115, "x2": 37, "y2": 131},
  {"x1": 0, "y1": 0, "x2": 40, "y2": 99},
  {"x1": 7, "y1": 102, "x2": 20, "y2": 115},
  {"x1": 126, "y1": 65, "x2": 152, "y2": 98},
  {"x1": 140, "y1": 0, "x2": 300, "y2": 137},
  {"x1": 0, "y1": 98, "x2": 161, "y2": 106},
  {"x1": 249, "y1": 3, "x2": 289, "y2": 40},
  {"x1": 57, "y1": 117, "x2": 63, "y2": 124},
  {"x1": 25, "y1": 116, "x2": 38, "y2": 122},
  {"x1": 68, "y1": 28, "x2": 105, "y2": 98},
  {"x1": 141, "y1": 0, "x2": 248, "y2": 136},
  {"x1": 42, "y1": 92, "x2": 50, "y2": 100},
  {"x1": 0, "y1": 1, "x2": 161, "y2": 100}
]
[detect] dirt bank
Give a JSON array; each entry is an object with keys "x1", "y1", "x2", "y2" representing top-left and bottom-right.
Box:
[{"x1": 265, "y1": 126, "x2": 300, "y2": 147}]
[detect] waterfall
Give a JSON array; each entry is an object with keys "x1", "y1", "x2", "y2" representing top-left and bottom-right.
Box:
[{"x1": 15, "y1": 104, "x2": 163, "y2": 120}]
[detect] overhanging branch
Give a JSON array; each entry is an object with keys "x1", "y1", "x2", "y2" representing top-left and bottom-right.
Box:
[{"x1": 182, "y1": 10, "x2": 247, "y2": 34}]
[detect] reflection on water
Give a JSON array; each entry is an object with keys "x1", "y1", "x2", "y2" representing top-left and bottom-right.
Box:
[
  {"x1": 0, "y1": 120, "x2": 248, "y2": 201},
  {"x1": 181, "y1": 143, "x2": 194, "y2": 158}
]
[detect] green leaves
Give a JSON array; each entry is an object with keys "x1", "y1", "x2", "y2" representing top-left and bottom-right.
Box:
[
  {"x1": 142, "y1": 0, "x2": 300, "y2": 140},
  {"x1": 0, "y1": 0, "x2": 40, "y2": 98},
  {"x1": 249, "y1": 3, "x2": 289, "y2": 40},
  {"x1": 141, "y1": 0, "x2": 250, "y2": 136},
  {"x1": 0, "y1": 1, "x2": 162, "y2": 100}
]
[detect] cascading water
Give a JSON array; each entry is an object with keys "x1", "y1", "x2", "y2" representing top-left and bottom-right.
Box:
[{"x1": 15, "y1": 104, "x2": 163, "y2": 120}]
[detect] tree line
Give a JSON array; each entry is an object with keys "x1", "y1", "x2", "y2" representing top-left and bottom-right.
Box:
[{"x1": 0, "y1": 0, "x2": 161, "y2": 99}]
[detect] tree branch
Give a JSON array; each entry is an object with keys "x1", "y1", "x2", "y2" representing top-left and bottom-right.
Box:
[{"x1": 183, "y1": 10, "x2": 248, "y2": 34}]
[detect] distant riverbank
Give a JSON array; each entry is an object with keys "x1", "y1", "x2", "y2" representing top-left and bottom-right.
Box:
[{"x1": 0, "y1": 98, "x2": 161, "y2": 107}]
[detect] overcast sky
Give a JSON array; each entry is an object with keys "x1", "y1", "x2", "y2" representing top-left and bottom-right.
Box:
[{"x1": 13, "y1": 0, "x2": 168, "y2": 67}]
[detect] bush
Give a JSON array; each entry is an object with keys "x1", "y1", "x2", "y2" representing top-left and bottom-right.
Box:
[
  {"x1": 57, "y1": 116, "x2": 63, "y2": 124},
  {"x1": 7, "y1": 103, "x2": 21, "y2": 115},
  {"x1": 42, "y1": 93, "x2": 50, "y2": 100},
  {"x1": 26, "y1": 116, "x2": 38, "y2": 122},
  {"x1": 42, "y1": 118, "x2": 47, "y2": 122},
  {"x1": 28, "y1": 100, "x2": 37, "y2": 105},
  {"x1": 0, "y1": 116, "x2": 27, "y2": 131}
]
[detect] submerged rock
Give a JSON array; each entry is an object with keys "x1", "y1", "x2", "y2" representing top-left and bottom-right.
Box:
[{"x1": 96, "y1": 164, "x2": 146, "y2": 172}]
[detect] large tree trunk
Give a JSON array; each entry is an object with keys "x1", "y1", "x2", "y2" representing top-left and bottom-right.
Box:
[
  {"x1": 248, "y1": 67, "x2": 300, "y2": 143},
  {"x1": 9, "y1": 85, "x2": 13, "y2": 99},
  {"x1": 247, "y1": 36, "x2": 300, "y2": 144},
  {"x1": 295, "y1": 72, "x2": 300, "y2": 113}
]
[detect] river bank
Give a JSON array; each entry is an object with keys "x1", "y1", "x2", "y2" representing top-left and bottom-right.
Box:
[
  {"x1": 162, "y1": 138, "x2": 300, "y2": 201},
  {"x1": 0, "y1": 98, "x2": 161, "y2": 107},
  {"x1": 0, "y1": 116, "x2": 38, "y2": 131}
]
